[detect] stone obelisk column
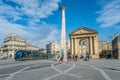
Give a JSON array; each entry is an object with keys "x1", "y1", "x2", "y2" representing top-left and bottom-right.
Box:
[{"x1": 60, "y1": 6, "x2": 67, "y2": 62}]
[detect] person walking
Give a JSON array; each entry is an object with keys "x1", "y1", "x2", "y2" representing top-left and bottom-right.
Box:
[
  {"x1": 74, "y1": 55, "x2": 78, "y2": 61},
  {"x1": 84, "y1": 53, "x2": 90, "y2": 61},
  {"x1": 69, "y1": 55, "x2": 72, "y2": 61}
]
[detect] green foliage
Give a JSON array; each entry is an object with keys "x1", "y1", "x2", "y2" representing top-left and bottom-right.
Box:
[{"x1": 67, "y1": 52, "x2": 70, "y2": 55}]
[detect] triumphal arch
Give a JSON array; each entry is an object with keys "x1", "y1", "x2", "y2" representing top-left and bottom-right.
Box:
[{"x1": 70, "y1": 26, "x2": 99, "y2": 59}]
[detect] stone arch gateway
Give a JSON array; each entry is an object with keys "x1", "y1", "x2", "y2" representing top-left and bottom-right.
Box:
[{"x1": 69, "y1": 26, "x2": 99, "y2": 59}]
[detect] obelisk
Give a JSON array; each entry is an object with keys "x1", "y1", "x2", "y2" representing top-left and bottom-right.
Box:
[{"x1": 60, "y1": 6, "x2": 67, "y2": 62}]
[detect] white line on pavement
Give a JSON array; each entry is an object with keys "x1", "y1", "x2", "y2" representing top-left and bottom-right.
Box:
[
  {"x1": 79, "y1": 63, "x2": 112, "y2": 80},
  {"x1": 51, "y1": 63, "x2": 62, "y2": 73},
  {"x1": 89, "y1": 65, "x2": 112, "y2": 80},
  {"x1": 42, "y1": 63, "x2": 62, "y2": 80},
  {"x1": 64, "y1": 63, "x2": 75, "y2": 73},
  {"x1": 5, "y1": 66, "x2": 30, "y2": 80},
  {"x1": 42, "y1": 63, "x2": 76, "y2": 80},
  {"x1": 0, "y1": 74, "x2": 9, "y2": 77}
]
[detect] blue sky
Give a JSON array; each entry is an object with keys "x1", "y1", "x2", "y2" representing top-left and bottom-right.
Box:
[{"x1": 0, "y1": 0, "x2": 120, "y2": 48}]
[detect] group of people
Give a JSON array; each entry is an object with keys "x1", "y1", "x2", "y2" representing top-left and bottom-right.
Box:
[
  {"x1": 57, "y1": 53, "x2": 90, "y2": 62},
  {"x1": 72, "y1": 53, "x2": 90, "y2": 61},
  {"x1": 80, "y1": 53, "x2": 90, "y2": 61}
]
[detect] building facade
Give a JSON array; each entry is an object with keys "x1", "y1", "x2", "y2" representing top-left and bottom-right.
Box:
[
  {"x1": 46, "y1": 41, "x2": 61, "y2": 55},
  {"x1": 39, "y1": 48, "x2": 46, "y2": 53},
  {"x1": 2, "y1": 33, "x2": 39, "y2": 58},
  {"x1": 98, "y1": 41, "x2": 112, "y2": 58},
  {"x1": 26, "y1": 44, "x2": 39, "y2": 51},
  {"x1": 98, "y1": 41, "x2": 112, "y2": 53},
  {"x1": 66, "y1": 40, "x2": 70, "y2": 54},
  {"x1": 0, "y1": 46, "x2": 3, "y2": 56},
  {"x1": 112, "y1": 34, "x2": 120, "y2": 59},
  {"x1": 3, "y1": 34, "x2": 26, "y2": 58},
  {"x1": 70, "y1": 26, "x2": 99, "y2": 59}
]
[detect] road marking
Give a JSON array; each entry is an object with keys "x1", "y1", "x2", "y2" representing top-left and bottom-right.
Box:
[
  {"x1": 64, "y1": 63, "x2": 75, "y2": 73},
  {"x1": 0, "y1": 74, "x2": 9, "y2": 77},
  {"x1": 43, "y1": 64, "x2": 77, "y2": 80},
  {"x1": 77, "y1": 63, "x2": 112, "y2": 80},
  {"x1": 51, "y1": 63, "x2": 62, "y2": 73},
  {"x1": 42, "y1": 63, "x2": 62, "y2": 80},
  {"x1": 5, "y1": 66, "x2": 30, "y2": 80},
  {"x1": 43, "y1": 63, "x2": 76, "y2": 80},
  {"x1": 88, "y1": 65, "x2": 112, "y2": 80}
]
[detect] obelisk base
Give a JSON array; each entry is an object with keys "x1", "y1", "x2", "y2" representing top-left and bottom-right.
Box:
[{"x1": 63, "y1": 55, "x2": 67, "y2": 62}]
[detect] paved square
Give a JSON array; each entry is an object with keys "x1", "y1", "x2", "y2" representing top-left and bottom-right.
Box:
[{"x1": 0, "y1": 59, "x2": 120, "y2": 80}]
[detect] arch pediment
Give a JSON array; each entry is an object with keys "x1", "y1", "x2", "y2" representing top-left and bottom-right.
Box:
[{"x1": 70, "y1": 26, "x2": 98, "y2": 35}]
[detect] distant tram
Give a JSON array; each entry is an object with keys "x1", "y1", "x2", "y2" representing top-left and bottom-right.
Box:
[{"x1": 14, "y1": 50, "x2": 54, "y2": 61}]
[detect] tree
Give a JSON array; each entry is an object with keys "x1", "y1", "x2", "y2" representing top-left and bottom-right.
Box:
[{"x1": 99, "y1": 50, "x2": 108, "y2": 58}]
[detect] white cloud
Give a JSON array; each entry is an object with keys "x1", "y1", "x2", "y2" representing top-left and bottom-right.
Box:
[
  {"x1": 0, "y1": 0, "x2": 61, "y2": 25},
  {"x1": 0, "y1": 19, "x2": 60, "y2": 48},
  {"x1": 96, "y1": 0, "x2": 120, "y2": 28},
  {"x1": 0, "y1": 0, "x2": 61, "y2": 48},
  {"x1": 0, "y1": 19, "x2": 30, "y2": 36}
]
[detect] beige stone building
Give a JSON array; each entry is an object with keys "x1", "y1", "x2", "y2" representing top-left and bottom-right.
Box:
[
  {"x1": 69, "y1": 26, "x2": 99, "y2": 59},
  {"x1": 26, "y1": 44, "x2": 39, "y2": 51},
  {"x1": 0, "y1": 46, "x2": 3, "y2": 56},
  {"x1": 2, "y1": 33, "x2": 39, "y2": 58},
  {"x1": 3, "y1": 33, "x2": 26, "y2": 58},
  {"x1": 98, "y1": 41, "x2": 112, "y2": 53},
  {"x1": 0, "y1": 47, "x2": 5, "y2": 57},
  {"x1": 66, "y1": 40, "x2": 70, "y2": 53},
  {"x1": 46, "y1": 41, "x2": 61, "y2": 55},
  {"x1": 39, "y1": 48, "x2": 46, "y2": 53}
]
